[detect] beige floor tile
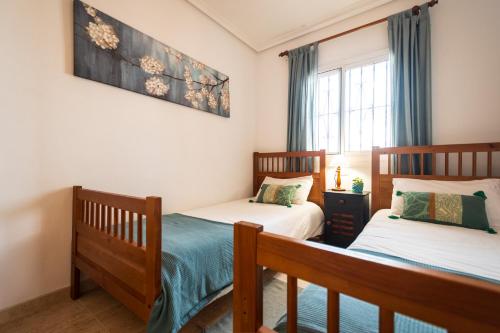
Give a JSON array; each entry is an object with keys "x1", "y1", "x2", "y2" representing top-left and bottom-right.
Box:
[
  {"x1": 49, "y1": 315, "x2": 105, "y2": 333},
  {"x1": 77, "y1": 288, "x2": 121, "y2": 316},
  {"x1": 95, "y1": 305, "x2": 145, "y2": 333},
  {"x1": 0, "y1": 288, "x2": 69, "y2": 326},
  {"x1": 0, "y1": 300, "x2": 103, "y2": 333}
]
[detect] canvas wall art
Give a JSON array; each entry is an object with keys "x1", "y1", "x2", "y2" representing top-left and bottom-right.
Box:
[{"x1": 74, "y1": 0, "x2": 230, "y2": 117}]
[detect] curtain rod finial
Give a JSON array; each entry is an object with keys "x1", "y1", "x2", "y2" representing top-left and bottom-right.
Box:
[
  {"x1": 413, "y1": 0, "x2": 438, "y2": 15},
  {"x1": 279, "y1": 51, "x2": 289, "y2": 58}
]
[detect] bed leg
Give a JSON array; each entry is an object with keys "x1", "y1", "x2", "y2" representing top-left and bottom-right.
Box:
[
  {"x1": 233, "y1": 222, "x2": 264, "y2": 333},
  {"x1": 71, "y1": 186, "x2": 82, "y2": 300},
  {"x1": 70, "y1": 264, "x2": 80, "y2": 299}
]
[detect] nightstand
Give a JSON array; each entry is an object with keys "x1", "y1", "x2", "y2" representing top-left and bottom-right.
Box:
[{"x1": 324, "y1": 191, "x2": 370, "y2": 248}]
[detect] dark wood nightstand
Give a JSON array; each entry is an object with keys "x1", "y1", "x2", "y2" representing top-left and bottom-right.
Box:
[{"x1": 324, "y1": 190, "x2": 370, "y2": 248}]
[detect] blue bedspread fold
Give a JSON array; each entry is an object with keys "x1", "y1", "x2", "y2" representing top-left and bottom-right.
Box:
[
  {"x1": 147, "y1": 214, "x2": 233, "y2": 333},
  {"x1": 275, "y1": 250, "x2": 499, "y2": 333}
]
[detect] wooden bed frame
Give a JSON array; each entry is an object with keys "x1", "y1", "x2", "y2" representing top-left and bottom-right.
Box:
[
  {"x1": 70, "y1": 187, "x2": 162, "y2": 321},
  {"x1": 234, "y1": 142, "x2": 500, "y2": 333},
  {"x1": 253, "y1": 150, "x2": 326, "y2": 208},
  {"x1": 70, "y1": 150, "x2": 326, "y2": 322},
  {"x1": 372, "y1": 142, "x2": 500, "y2": 214}
]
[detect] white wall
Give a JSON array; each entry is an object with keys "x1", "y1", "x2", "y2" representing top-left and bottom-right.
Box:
[
  {"x1": 431, "y1": 0, "x2": 500, "y2": 144},
  {"x1": 256, "y1": 0, "x2": 500, "y2": 188},
  {"x1": 0, "y1": 0, "x2": 257, "y2": 310}
]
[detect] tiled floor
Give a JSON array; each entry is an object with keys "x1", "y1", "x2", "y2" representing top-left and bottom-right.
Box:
[
  {"x1": 0, "y1": 285, "x2": 233, "y2": 333},
  {"x1": 0, "y1": 270, "x2": 302, "y2": 333},
  {"x1": 0, "y1": 287, "x2": 145, "y2": 333}
]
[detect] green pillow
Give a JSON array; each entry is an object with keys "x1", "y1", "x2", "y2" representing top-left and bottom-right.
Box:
[
  {"x1": 399, "y1": 190, "x2": 491, "y2": 231},
  {"x1": 254, "y1": 184, "x2": 300, "y2": 207}
]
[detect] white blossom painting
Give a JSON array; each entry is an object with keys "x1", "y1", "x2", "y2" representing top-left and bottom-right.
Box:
[{"x1": 74, "y1": 0, "x2": 230, "y2": 117}]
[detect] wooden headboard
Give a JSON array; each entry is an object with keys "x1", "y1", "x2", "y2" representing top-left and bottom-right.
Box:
[
  {"x1": 253, "y1": 150, "x2": 326, "y2": 208},
  {"x1": 371, "y1": 142, "x2": 500, "y2": 215}
]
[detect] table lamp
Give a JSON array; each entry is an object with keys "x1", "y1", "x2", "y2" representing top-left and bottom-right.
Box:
[{"x1": 330, "y1": 155, "x2": 347, "y2": 191}]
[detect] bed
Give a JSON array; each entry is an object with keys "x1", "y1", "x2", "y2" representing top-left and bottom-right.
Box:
[
  {"x1": 233, "y1": 142, "x2": 500, "y2": 333},
  {"x1": 69, "y1": 150, "x2": 326, "y2": 332},
  {"x1": 182, "y1": 198, "x2": 324, "y2": 240}
]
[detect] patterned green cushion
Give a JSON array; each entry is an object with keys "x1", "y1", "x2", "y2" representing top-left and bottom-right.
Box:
[
  {"x1": 255, "y1": 184, "x2": 300, "y2": 207},
  {"x1": 399, "y1": 191, "x2": 491, "y2": 231}
]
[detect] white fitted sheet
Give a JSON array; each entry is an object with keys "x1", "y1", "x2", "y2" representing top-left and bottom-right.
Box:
[
  {"x1": 181, "y1": 198, "x2": 324, "y2": 240},
  {"x1": 350, "y1": 209, "x2": 500, "y2": 282}
]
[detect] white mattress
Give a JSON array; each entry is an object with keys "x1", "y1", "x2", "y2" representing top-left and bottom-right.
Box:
[
  {"x1": 350, "y1": 209, "x2": 500, "y2": 282},
  {"x1": 181, "y1": 198, "x2": 324, "y2": 240}
]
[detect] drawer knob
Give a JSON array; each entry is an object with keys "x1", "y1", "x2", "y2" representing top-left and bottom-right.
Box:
[
  {"x1": 326, "y1": 220, "x2": 332, "y2": 226},
  {"x1": 337, "y1": 199, "x2": 345, "y2": 205}
]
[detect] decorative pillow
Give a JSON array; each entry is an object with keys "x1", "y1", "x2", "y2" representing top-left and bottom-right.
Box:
[
  {"x1": 390, "y1": 178, "x2": 500, "y2": 228},
  {"x1": 254, "y1": 184, "x2": 300, "y2": 207},
  {"x1": 398, "y1": 190, "x2": 492, "y2": 231},
  {"x1": 255, "y1": 176, "x2": 313, "y2": 204}
]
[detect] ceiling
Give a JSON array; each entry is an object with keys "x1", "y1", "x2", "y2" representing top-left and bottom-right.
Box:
[{"x1": 186, "y1": 0, "x2": 394, "y2": 52}]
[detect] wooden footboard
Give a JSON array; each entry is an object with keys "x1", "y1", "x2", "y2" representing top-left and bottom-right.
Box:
[
  {"x1": 71, "y1": 186, "x2": 161, "y2": 322},
  {"x1": 233, "y1": 222, "x2": 500, "y2": 333}
]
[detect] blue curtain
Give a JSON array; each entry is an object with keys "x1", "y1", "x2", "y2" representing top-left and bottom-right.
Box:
[
  {"x1": 388, "y1": 5, "x2": 432, "y2": 174},
  {"x1": 287, "y1": 43, "x2": 319, "y2": 153}
]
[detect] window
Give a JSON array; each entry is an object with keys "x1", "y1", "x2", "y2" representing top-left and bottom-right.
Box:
[
  {"x1": 316, "y1": 69, "x2": 341, "y2": 154},
  {"x1": 316, "y1": 58, "x2": 391, "y2": 153}
]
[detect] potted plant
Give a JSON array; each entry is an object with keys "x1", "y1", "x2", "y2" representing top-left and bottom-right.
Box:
[{"x1": 352, "y1": 177, "x2": 364, "y2": 193}]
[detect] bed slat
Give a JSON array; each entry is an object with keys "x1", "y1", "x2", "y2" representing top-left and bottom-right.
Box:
[
  {"x1": 287, "y1": 276, "x2": 297, "y2": 333},
  {"x1": 420, "y1": 153, "x2": 424, "y2": 175},
  {"x1": 327, "y1": 290, "x2": 339, "y2": 333},
  {"x1": 106, "y1": 205, "x2": 111, "y2": 234},
  {"x1": 137, "y1": 214, "x2": 143, "y2": 247},
  {"x1": 120, "y1": 209, "x2": 126, "y2": 240},
  {"x1": 445, "y1": 152, "x2": 449, "y2": 176},
  {"x1": 128, "y1": 211, "x2": 134, "y2": 243},
  {"x1": 432, "y1": 152, "x2": 436, "y2": 175},
  {"x1": 387, "y1": 154, "x2": 391, "y2": 175},
  {"x1": 100, "y1": 204, "x2": 106, "y2": 231},
  {"x1": 487, "y1": 151, "x2": 492, "y2": 177},
  {"x1": 472, "y1": 152, "x2": 477, "y2": 176},
  {"x1": 91, "y1": 202, "x2": 96, "y2": 228},
  {"x1": 458, "y1": 152, "x2": 463, "y2": 176},
  {"x1": 408, "y1": 154, "x2": 413, "y2": 175},
  {"x1": 380, "y1": 308, "x2": 394, "y2": 333},
  {"x1": 88, "y1": 201, "x2": 92, "y2": 225},
  {"x1": 113, "y1": 207, "x2": 118, "y2": 236}
]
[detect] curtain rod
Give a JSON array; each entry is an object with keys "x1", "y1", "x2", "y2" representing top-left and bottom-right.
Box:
[{"x1": 278, "y1": 0, "x2": 438, "y2": 57}]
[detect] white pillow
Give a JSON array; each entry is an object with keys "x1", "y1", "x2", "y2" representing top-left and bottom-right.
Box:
[
  {"x1": 390, "y1": 178, "x2": 500, "y2": 227},
  {"x1": 256, "y1": 176, "x2": 314, "y2": 204}
]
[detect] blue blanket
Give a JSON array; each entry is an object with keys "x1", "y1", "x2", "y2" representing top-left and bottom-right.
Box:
[
  {"x1": 275, "y1": 250, "x2": 499, "y2": 333},
  {"x1": 147, "y1": 214, "x2": 233, "y2": 333}
]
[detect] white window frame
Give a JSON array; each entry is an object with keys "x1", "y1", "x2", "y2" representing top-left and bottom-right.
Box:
[
  {"x1": 316, "y1": 68, "x2": 342, "y2": 154},
  {"x1": 317, "y1": 49, "x2": 391, "y2": 155}
]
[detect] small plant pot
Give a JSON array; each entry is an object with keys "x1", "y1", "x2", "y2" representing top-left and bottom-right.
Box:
[{"x1": 352, "y1": 183, "x2": 364, "y2": 193}]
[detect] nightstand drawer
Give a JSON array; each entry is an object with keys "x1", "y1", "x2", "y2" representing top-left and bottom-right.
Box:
[
  {"x1": 325, "y1": 214, "x2": 359, "y2": 248},
  {"x1": 325, "y1": 196, "x2": 363, "y2": 214},
  {"x1": 328, "y1": 212, "x2": 362, "y2": 235}
]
